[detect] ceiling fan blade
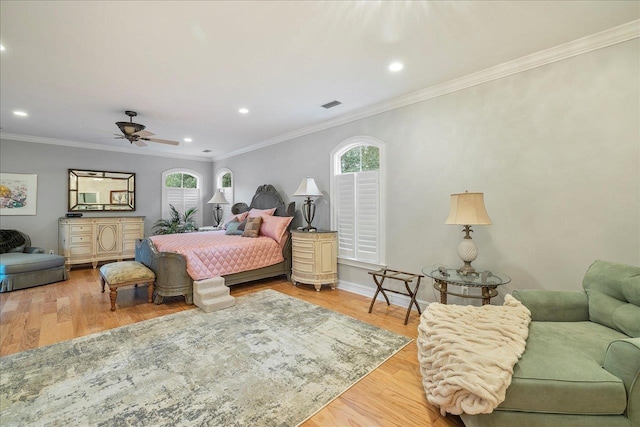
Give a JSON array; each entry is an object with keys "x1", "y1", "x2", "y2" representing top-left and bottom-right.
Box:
[
  {"x1": 142, "y1": 137, "x2": 179, "y2": 146},
  {"x1": 134, "y1": 130, "x2": 154, "y2": 137},
  {"x1": 133, "y1": 139, "x2": 147, "y2": 147}
]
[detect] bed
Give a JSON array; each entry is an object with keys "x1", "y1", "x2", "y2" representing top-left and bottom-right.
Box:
[{"x1": 135, "y1": 184, "x2": 296, "y2": 304}]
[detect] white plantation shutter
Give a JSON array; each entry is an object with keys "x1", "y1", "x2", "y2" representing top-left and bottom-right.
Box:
[
  {"x1": 163, "y1": 187, "x2": 200, "y2": 221},
  {"x1": 355, "y1": 171, "x2": 379, "y2": 263},
  {"x1": 336, "y1": 174, "x2": 355, "y2": 259},
  {"x1": 335, "y1": 171, "x2": 380, "y2": 263}
]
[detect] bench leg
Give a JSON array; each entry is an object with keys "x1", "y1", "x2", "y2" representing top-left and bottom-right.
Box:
[
  {"x1": 148, "y1": 282, "x2": 154, "y2": 303},
  {"x1": 109, "y1": 288, "x2": 117, "y2": 311},
  {"x1": 100, "y1": 277, "x2": 105, "y2": 293}
]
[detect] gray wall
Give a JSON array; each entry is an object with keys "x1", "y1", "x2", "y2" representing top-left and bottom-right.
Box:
[
  {"x1": 215, "y1": 39, "x2": 640, "y2": 303},
  {"x1": 0, "y1": 140, "x2": 213, "y2": 254}
]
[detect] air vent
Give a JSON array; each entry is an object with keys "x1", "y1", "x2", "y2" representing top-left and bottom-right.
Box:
[
  {"x1": 321, "y1": 100, "x2": 342, "y2": 109},
  {"x1": 202, "y1": 149, "x2": 212, "y2": 153}
]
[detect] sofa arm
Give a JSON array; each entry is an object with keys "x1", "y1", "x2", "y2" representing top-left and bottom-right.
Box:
[
  {"x1": 604, "y1": 338, "x2": 640, "y2": 422},
  {"x1": 23, "y1": 247, "x2": 45, "y2": 254},
  {"x1": 512, "y1": 289, "x2": 589, "y2": 321}
]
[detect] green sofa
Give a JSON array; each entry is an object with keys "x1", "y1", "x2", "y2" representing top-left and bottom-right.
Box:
[{"x1": 461, "y1": 260, "x2": 640, "y2": 427}]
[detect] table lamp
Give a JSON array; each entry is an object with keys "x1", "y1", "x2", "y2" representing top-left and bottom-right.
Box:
[
  {"x1": 293, "y1": 177, "x2": 323, "y2": 231},
  {"x1": 207, "y1": 190, "x2": 229, "y2": 227},
  {"x1": 445, "y1": 191, "x2": 492, "y2": 274}
]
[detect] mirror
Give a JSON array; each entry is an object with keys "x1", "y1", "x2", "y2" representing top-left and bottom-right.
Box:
[{"x1": 69, "y1": 169, "x2": 135, "y2": 212}]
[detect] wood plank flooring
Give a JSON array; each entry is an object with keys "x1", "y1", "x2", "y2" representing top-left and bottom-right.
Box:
[{"x1": 0, "y1": 268, "x2": 463, "y2": 427}]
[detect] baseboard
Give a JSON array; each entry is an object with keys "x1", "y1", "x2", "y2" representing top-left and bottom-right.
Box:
[{"x1": 336, "y1": 280, "x2": 429, "y2": 312}]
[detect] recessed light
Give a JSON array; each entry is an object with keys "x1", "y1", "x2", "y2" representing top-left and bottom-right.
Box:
[
  {"x1": 184, "y1": 137, "x2": 192, "y2": 142},
  {"x1": 13, "y1": 111, "x2": 28, "y2": 117},
  {"x1": 388, "y1": 62, "x2": 404, "y2": 72},
  {"x1": 238, "y1": 108, "x2": 249, "y2": 114}
]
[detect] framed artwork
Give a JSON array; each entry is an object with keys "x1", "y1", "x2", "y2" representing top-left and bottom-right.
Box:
[
  {"x1": 110, "y1": 190, "x2": 128, "y2": 205},
  {"x1": 0, "y1": 173, "x2": 38, "y2": 216}
]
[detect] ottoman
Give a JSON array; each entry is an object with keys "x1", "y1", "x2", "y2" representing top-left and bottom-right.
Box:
[{"x1": 99, "y1": 261, "x2": 155, "y2": 311}]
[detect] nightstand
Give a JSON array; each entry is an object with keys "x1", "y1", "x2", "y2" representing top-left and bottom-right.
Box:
[{"x1": 291, "y1": 230, "x2": 338, "y2": 291}]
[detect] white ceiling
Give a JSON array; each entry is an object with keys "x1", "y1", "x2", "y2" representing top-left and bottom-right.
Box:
[{"x1": 1, "y1": 1, "x2": 638, "y2": 160}]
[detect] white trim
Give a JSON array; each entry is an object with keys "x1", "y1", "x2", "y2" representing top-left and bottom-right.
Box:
[
  {"x1": 337, "y1": 279, "x2": 428, "y2": 312},
  {"x1": 212, "y1": 20, "x2": 640, "y2": 161},
  {"x1": 338, "y1": 257, "x2": 386, "y2": 271},
  {"x1": 0, "y1": 132, "x2": 211, "y2": 163}
]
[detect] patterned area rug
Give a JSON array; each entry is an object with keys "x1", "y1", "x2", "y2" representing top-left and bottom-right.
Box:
[{"x1": 0, "y1": 290, "x2": 411, "y2": 426}]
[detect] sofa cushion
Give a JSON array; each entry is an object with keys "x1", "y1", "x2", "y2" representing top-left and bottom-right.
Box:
[
  {"x1": 498, "y1": 321, "x2": 628, "y2": 415},
  {"x1": 583, "y1": 260, "x2": 640, "y2": 337},
  {"x1": 0, "y1": 253, "x2": 66, "y2": 274}
]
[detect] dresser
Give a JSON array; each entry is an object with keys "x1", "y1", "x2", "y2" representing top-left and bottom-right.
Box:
[
  {"x1": 291, "y1": 230, "x2": 338, "y2": 291},
  {"x1": 58, "y1": 216, "x2": 145, "y2": 270}
]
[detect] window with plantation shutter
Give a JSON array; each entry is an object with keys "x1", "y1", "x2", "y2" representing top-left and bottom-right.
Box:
[
  {"x1": 161, "y1": 169, "x2": 203, "y2": 227},
  {"x1": 216, "y1": 169, "x2": 234, "y2": 221},
  {"x1": 331, "y1": 137, "x2": 385, "y2": 266}
]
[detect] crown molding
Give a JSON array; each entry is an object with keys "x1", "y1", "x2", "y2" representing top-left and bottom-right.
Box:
[
  {"x1": 0, "y1": 132, "x2": 213, "y2": 163},
  {"x1": 213, "y1": 19, "x2": 640, "y2": 162}
]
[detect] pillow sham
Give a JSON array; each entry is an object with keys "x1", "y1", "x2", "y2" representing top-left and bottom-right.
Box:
[
  {"x1": 225, "y1": 220, "x2": 244, "y2": 235},
  {"x1": 222, "y1": 212, "x2": 249, "y2": 230},
  {"x1": 242, "y1": 216, "x2": 263, "y2": 238},
  {"x1": 260, "y1": 215, "x2": 293, "y2": 244},
  {"x1": 248, "y1": 207, "x2": 276, "y2": 218}
]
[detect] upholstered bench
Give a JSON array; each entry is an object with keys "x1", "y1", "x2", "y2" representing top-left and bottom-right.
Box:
[{"x1": 99, "y1": 261, "x2": 155, "y2": 311}]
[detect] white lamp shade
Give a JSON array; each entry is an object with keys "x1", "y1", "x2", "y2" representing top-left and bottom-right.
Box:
[
  {"x1": 207, "y1": 190, "x2": 229, "y2": 204},
  {"x1": 445, "y1": 192, "x2": 492, "y2": 225},
  {"x1": 293, "y1": 177, "x2": 322, "y2": 197}
]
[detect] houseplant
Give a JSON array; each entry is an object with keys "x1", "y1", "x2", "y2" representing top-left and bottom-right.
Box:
[{"x1": 152, "y1": 205, "x2": 198, "y2": 235}]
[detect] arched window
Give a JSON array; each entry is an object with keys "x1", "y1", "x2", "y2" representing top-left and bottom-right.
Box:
[
  {"x1": 216, "y1": 168, "x2": 234, "y2": 220},
  {"x1": 161, "y1": 169, "x2": 203, "y2": 226},
  {"x1": 330, "y1": 136, "x2": 386, "y2": 266}
]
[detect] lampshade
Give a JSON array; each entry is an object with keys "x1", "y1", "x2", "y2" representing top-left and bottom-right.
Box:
[
  {"x1": 207, "y1": 190, "x2": 229, "y2": 205},
  {"x1": 293, "y1": 177, "x2": 322, "y2": 197},
  {"x1": 445, "y1": 192, "x2": 491, "y2": 225}
]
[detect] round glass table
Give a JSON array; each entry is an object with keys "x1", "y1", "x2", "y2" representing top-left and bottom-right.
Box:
[{"x1": 422, "y1": 267, "x2": 511, "y2": 305}]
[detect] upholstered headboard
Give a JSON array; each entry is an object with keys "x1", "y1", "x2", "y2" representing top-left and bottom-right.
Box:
[{"x1": 231, "y1": 184, "x2": 295, "y2": 217}]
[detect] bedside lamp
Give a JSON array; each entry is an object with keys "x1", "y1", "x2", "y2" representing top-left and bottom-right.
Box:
[
  {"x1": 207, "y1": 190, "x2": 229, "y2": 227},
  {"x1": 445, "y1": 191, "x2": 492, "y2": 274},
  {"x1": 293, "y1": 177, "x2": 323, "y2": 231}
]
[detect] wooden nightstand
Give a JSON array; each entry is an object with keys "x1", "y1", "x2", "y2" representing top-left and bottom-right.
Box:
[{"x1": 291, "y1": 230, "x2": 338, "y2": 291}]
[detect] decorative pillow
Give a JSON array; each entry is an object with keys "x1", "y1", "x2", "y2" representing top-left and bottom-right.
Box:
[
  {"x1": 222, "y1": 212, "x2": 249, "y2": 230},
  {"x1": 224, "y1": 220, "x2": 244, "y2": 235},
  {"x1": 248, "y1": 208, "x2": 276, "y2": 218},
  {"x1": 260, "y1": 215, "x2": 293, "y2": 244},
  {"x1": 242, "y1": 216, "x2": 263, "y2": 238}
]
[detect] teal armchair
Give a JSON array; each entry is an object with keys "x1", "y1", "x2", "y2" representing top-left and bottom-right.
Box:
[{"x1": 461, "y1": 260, "x2": 640, "y2": 427}]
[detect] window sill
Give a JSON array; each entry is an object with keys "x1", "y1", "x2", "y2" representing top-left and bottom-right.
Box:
[{"x1": 337, "y1": 257, "x2": 386, "y2": 271}]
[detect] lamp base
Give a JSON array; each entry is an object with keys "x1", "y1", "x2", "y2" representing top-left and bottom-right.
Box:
[
  {"x1": 457, "y1": 262, "x2": 477, "y2": 275},
  {"x1": 456, "y1": 234, "x2": 478, "y2": 275}
]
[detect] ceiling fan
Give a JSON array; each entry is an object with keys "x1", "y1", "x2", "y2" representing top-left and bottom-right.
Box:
[{"x1": 114, "y1": 111, "x2": 179, "y2": 147}]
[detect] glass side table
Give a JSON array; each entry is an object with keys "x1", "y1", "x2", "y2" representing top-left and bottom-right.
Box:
[{"x1": 422, "y1": 267, "x2": 511, "y2": 305}]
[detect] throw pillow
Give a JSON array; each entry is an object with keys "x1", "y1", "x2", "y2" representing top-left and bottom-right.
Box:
[
  {"x1": 260, "y1": 215, "x2": 293, "y2": 244},
  {"x1": 242, "y1": 216, "x2": 263, "y2": 238},
  {"x1": 225, "y1": 220, "x2": 244, "y2": 235},
  {"x1": 222, "y1": 212, "x2": 249, "y2": 230},
  {"x1": 248, "y1": 208, "x2": 276, "y2": 218}
]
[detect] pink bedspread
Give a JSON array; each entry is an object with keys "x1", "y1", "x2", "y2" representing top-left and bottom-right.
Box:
[{"x1": 149, "y1": 231, "x2": 284, "y2": 280}]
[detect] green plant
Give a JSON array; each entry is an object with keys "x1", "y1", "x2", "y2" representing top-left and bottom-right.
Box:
[{"x1": 152, "y1": 205, "x2": 199, "y2": 235}]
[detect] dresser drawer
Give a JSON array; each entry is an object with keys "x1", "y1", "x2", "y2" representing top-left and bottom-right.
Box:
[
  {"x1": 292, "y1": 239, "x2": 314, "y2": 250},
  {"x1": 292, "y1": 249, "x2": 313, "y2": 260},
  {"x1": 123, "y1": 223, "x2": 142, "y2": 233},
  {"x1": 70, "y1": 245, "x2": 92, "y2": 256},
  {"x1": 293, "y1": 261, "x2": 314, "y2": 273},
  {"x1": 70, "y1": 225, "x2": 92, "y2": 234},
  {"x1": 71, "y1": 235, "x2": 93, "y2": 244}
]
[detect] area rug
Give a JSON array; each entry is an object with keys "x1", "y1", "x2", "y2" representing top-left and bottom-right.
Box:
[{"x1": 0, "y1": 289, "x2": 411, "y2": 426}]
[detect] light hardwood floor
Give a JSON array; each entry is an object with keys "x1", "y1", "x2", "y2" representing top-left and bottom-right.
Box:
[{"x1": 0, "y1": 268, "x2": 463, "y2": 427}]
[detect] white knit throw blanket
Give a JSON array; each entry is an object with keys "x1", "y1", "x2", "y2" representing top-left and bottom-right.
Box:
[{"x1": 417, "y1": 295, "x2": 531, "y2": 416}]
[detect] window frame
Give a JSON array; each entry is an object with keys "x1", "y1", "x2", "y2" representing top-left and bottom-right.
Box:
[{"x1": 330, "y1": 136, "x2": 386, "y2": 269}]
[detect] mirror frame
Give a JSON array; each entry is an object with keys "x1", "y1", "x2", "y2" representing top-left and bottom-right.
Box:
[{"x1": 68, "y1": 169, "x2": 136, "y2": 212}]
